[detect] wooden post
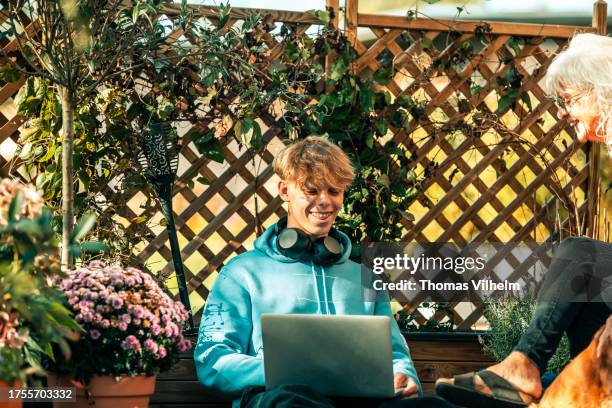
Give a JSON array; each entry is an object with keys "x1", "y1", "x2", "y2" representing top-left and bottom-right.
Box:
[
  {"x1": 593, "y1": 0, "x2": 608, "y2": 35},
  {"x1": 345, "y1": 0, "x2": 358, "y2": 46},
  {"x1": 326, "y1": 0, "x2": 339, "y2": 29},
  {"x1": 586, "y1": 0, "x2": 607, "y2": 238}
]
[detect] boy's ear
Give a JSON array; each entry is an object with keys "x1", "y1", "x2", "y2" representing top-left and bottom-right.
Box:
[{"x1": 278, "y1": 180, "x2": 290, "y2": 202}]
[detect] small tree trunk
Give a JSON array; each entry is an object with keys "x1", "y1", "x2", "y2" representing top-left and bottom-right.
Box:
[{"x1": 60, "y1": 86, "x2": 75, "y2": 269}]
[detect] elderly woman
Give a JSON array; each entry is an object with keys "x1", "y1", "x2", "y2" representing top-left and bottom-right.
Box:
[{"x1": 435, "y1": 33, "x2": 612, "y2": 408}]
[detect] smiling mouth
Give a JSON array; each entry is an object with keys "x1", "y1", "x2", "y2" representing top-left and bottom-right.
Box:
[{"x1": 310, "y1": 211, "x2": 333, "y2": 220}]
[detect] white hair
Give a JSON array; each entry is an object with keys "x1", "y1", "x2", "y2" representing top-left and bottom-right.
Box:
[{"x1": 545, "y1": 33, "x2": 612, "y2": 147}]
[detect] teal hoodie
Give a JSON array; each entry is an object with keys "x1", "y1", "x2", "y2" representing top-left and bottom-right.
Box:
[{"x1": 194, "y1": 223, "x2": 421, "y2": 405}]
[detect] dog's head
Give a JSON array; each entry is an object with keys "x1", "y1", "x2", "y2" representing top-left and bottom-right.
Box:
[{"x1": 534, "y1": 325, "x2": 612, "y2": 408}]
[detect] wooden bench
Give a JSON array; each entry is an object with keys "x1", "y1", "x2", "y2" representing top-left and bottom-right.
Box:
[{"x1": 149, "y1": 332, "x2": 494, "y2": 407}]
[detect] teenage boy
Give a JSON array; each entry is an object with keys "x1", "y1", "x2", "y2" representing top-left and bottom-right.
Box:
[{"x1": 194, "y1": 136, "x2": 422, "y2": 407}]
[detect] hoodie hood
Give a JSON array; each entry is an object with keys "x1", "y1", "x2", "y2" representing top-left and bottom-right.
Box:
[{"x1": 254, "y1": 221, "x2": 352, "y2": 264}]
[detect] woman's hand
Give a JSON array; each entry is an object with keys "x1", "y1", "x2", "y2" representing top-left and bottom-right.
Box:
[{"x1": 394, "y1": 372, "x2": 419, "y2": 398}]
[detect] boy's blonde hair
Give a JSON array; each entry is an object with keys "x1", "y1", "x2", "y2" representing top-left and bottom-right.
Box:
[{"x1": 273, "y1": 136, "x2": 355, "y2": 190}]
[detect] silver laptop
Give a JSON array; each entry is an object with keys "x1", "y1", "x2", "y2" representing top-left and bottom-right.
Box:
[{"x1": 261, "y1": 314, "x2": 395, "y2": 398}]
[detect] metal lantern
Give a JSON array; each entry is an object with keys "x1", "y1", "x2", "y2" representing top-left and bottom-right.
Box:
[{"x1": 138, "y1": 121, "x2": 194, "y2": 331}]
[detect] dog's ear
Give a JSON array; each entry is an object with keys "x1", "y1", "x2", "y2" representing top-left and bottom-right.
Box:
[
  {"x1": 595, "y1": 325, "x2": 612, "y2": 392},
  {"x1": 601, "y1": 345, "x2": 612, "y2": 392}
]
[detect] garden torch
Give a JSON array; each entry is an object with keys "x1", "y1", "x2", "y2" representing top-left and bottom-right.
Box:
[{"x1": 137, "y1": 121, "x2": 195, "y2": 332}]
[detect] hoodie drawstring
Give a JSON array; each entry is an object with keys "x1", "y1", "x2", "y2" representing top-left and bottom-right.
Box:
[
  {"x1": 311, "y1": 263, "x2": 324, "y2": 314},
  {"x1": 311, "y1": 263, "x2": 331, "y2": 315},
  {"x1": 321, "y1": 266, "x2": 331, "y2": 315}
]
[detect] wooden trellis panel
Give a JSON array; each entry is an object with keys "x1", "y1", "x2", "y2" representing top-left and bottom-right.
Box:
[
  {"x1": 347, "y1": 1, "x2": 604, "y2": 330},
  {"x1": 0, "y1": 8, "x2": 30, "y2": 177},
  {"x1": 112, "y1": 5, "x2": 323, "y2": 320},
  {"x1": 1, "y1": 1, "x2": 607, "y2": 330}
]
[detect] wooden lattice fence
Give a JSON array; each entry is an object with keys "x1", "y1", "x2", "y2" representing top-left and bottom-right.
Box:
[
  {"x1": 0, "y1": 0, "x2": 608, "y2": 330},
  {"x1": 344, "y1": 1, "x2": 609, "y2": 329}
]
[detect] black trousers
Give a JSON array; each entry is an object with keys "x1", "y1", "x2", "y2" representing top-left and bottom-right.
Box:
[
  {"x1": 514, "y1": 237, "x2": 612, "y2": 373},
  {"x1": 240, "y1": 385, "x2": 458, "y2": 408}
]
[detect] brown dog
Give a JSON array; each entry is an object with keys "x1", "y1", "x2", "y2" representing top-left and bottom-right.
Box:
[{"x1": 533, "y1": 326, "x2": 612, "y2": 408}]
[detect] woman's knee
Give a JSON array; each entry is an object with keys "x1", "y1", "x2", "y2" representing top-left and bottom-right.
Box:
[{"x1": 557, "y1": 237, "x2": 597, "y2": 262}]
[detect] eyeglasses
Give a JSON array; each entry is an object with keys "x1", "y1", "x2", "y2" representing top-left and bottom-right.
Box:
[{"x1": 551, "y1": 92, "x2": 589, "y2": 111}]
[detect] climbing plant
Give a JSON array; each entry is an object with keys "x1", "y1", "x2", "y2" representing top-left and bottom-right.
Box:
[{"x1": 3, "y1": 3, "x2": 568, "y2": 270}]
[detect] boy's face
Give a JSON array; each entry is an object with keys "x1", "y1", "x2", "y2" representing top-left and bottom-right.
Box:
[{"x1": 278, "y1": 180, "x2": 344, "y2": 240}]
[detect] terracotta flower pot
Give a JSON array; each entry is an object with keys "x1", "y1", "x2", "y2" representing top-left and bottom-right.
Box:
[
  {"x1": 0, "y1": 380, "x2": 22, "y2": 408},
  {"x1": 47, "y1": 374, "x2": 156, "y2": 408}
]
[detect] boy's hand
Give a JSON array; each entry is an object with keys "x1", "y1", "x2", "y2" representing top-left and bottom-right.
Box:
[
  {"x1": 596, "y1": 314, "x2": 612, "y2": 359},
  {"x1": 394, "y1": 372, "x2": 419, "y2": 398}
]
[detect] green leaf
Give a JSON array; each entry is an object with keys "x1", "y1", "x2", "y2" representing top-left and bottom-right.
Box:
[
  {"x1": 12, "y1": 219, "x2": 41, "y2": 236},
  {"x1": 389, "y1": 182, "x2": 404, "y2": 196},
  {"x1": 218, "y1": 3, "x2": 231, "y2": 29},
  {"x1": 377, "y1": 174, "x2": 390, "y2": 189},
  {"x1": 236, "y1": 117, "x2": 262, "y2": 149},
  {"x1": 197, "y1": 137, "x2": 225, "y2": 163},
  {"x1": 48, "y1": 303, "x2": 81, "y2": 330},
  {"x1": 366, "y1": 132, "x2": 374, "y2": 149},
  {"x1": 196, "y1": 176, "x2": 211, "y2": 185},
  {"x1": 251, "y1": 121, "x2": 263, "y2": 149},
  {"x1": 390, "y1": 109, "x2": 409, "y2": 129},
  {"x1": 132, "y1": 3, "x2": 141, "y2": 23},
  {"x1": 0, "y1": 64, "x2": 20, "y2": 83},
  {"x1": 308, "y1": 9, "x2": 330, "y2": 24},
  {"x1": 8, "y1": 191, "x2": 23, "y2": 222},
  {"x1": 396, "y1": 95, "x2": 414, "y2": 108},
  {"x1": 406, "y1": 169, "x2": 417, "y2": 184},
  {"x1": 420, "y1": 37, "x2": 433, "y2": 49},
  {"x1": 14, "y1": 80, "x2": 40, "y2": 116},
  {"x1": 268, "y1": 59, "x2": 287, "y2": 75},
  {"x1": 405, "y1": 187, "x2": 419, "y2": 200},
  {"x1": 359, "y1": 89, "x2": 375, "y2": 112},
  {"x1": 470, "y1": 85, "x2": 484, "y2": 96},
  {"x1": 284, "y1": 42, "x2": 300, "y2": 62},
  {"x1": 25, "y1": 337, "x2": 44, "y2": 355},
  {"x1": 386, "y1": 145, "x2": 404, "y2": 156},
  {"x1": 330, "y1": 59, "x2": 348, "y2": 81},
  {"x1": 33, "y1": 77, "x2": 46, "y2": 99},
  {"x1": 0, "y1": 26, "x2": 14, "y2": 41},
  {"x1": 422, "y1": 0, "x2": 441, "y2": 3},
  {"x1": 373, "y1": 68, "x2": 393, "y2": 85},
  {"x1": 374, "y1": 119, "x2": 388, "y2": 137},
  {"x1": 43, "y1": 341, "x2": 54, "y2": 360},
  {"x1": 504, "y1": 66, "x2": 518, "y2": 82},
  {"x1": 497, "y1": 95, "x2": 513, "y2": 113},
  {"x1": 71, "y1": 212, "x2": 97, "y2": 243},
  {"x1": 38, "y1": 143, "x2": 57, "y2": 163},
  {"x1": 508, "y1": 37, "x2": 524, "y2": 57},
  {"x1": 368, "y1": 92, "x2": 381, "y2": 110},
  {"x1": 521, "y1": 92, "x2": 532, "y2": 112},
  {"x1": 78, "y1": 241, "x2": 108, "y2": 255}
]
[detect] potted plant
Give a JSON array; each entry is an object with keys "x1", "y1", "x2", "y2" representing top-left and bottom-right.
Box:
[
  {"x1": 0, "y1": 312, "x2": 26, "y2": 408},
  {"x1": 0, "y1": 179, "x2": 80, "y2": 408},
  {"x1": 480, "y1": 301, "x2": 570, "y2": 386},
  {"x1": 47, "y1": 261, "x2": 192, "y2": 408}
]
